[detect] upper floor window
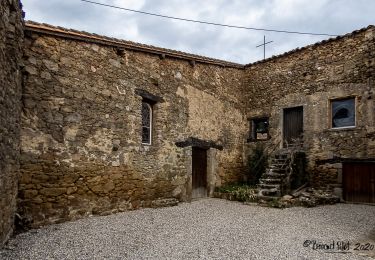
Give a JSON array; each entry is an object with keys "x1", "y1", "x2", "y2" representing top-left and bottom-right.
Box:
[
  {"x1": 142, "y1": 101, "x2": 152, "y2": 145},
  {"x1": 331, "y1": 97, "x2": 355, "y2": 128}
]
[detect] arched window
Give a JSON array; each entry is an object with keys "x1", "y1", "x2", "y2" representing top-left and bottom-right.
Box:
[{"x1": 141, "y1": 101, "x2": 152, "y2": 144}]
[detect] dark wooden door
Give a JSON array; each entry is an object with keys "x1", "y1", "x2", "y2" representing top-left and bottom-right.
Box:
[
  {"x1": 192, "y1": 147, "x2": 207, "y2": 199},
  {"x1": 343, "y1": 162, "x2": 375, "y2": 204},
  {"x1": 283, "y1": 106, "x2": 303, "y2": 147}
]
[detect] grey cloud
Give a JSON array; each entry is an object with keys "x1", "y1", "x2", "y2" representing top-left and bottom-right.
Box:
[{"x1": 23, "y1": 0, "x2": 375, "y2": 64}]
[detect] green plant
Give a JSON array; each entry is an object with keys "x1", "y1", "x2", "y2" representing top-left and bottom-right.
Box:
[
  {"x1": 232, "y1": 186, "x2": 258, "y2": 202},
  {"x1": 267, "y1": 198, "x2": 285, "y2": 208},
  {"x1": 215, "y1": 183, "x2": 258, "y2": 202},
  {"x1": 215, "y1": 183, "x2": 243, "y2": 193},
  {"x1": 247, "y1": 143, "x2": 268, "y2": 185}
]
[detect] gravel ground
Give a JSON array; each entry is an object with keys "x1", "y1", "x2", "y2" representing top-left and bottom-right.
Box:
[{"x1": 1, "y1": 199, "x2": 375, "y2": 260}]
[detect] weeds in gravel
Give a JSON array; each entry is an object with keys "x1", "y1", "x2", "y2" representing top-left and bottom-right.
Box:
[
  {"x1": 266, "y1": 198, "x2": 286, "y2": 208},
  {"x1": 215, "y1": 184, "x2": 258, "y2": 202}
]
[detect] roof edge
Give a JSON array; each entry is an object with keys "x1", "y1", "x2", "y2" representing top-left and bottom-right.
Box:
[
  {"x1": 245, "y1": 25, "x2": 375, "y2": 68},
  {"x1": 24, "y1": 21, "x2": 245, "y2": 69},
  {"x1": 24, "y1": 22, "x2": 374, "y2": 69}
]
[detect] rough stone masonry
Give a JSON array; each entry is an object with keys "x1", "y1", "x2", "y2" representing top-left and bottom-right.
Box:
[
  {"x1": 0, "y1": 0, "x2": 23, "y2": 246},
  {"x1": 0, "y1": 0, "x2": 374, "y2": 247},
  {"x1": 19, "y1": 22, "x2": 247, "y2": 227},
  {"x1": 244, "y1": 27, "x2": 375, "y2": 188}
]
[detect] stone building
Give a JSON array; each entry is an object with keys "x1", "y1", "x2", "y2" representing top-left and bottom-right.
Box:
[
  {"x1": 0, "y1": 0, "x2": 374, "y2": 247},
  {"x1": 19, "y1": 22, "x2": 247, "y2": 228},
  {"x1": 244, "y1": 28, "x2": 375, "y2": 199},
  {"x1": 0, "y1": 0, "x2": 23, "y2": 246}
]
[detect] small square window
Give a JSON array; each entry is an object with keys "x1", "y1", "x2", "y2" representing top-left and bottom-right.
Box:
[
  {"x1": 331, "y1": 97, "x2": 355, "y2": 128},
  {"x1": 249, "y1": 117, "x2": 269, "y2": 141}
]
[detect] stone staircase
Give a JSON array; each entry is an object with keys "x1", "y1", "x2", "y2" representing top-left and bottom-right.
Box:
[{"x1": 258, "y1": 141, "x2": 303, "y2": 200}]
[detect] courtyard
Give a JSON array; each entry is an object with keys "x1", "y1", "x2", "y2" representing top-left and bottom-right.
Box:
[{"x1": 1, "y1": 199, "x2": 374, "y2": 259}]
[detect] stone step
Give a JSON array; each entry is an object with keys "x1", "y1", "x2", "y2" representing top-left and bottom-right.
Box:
[
  {"x1": 271, "y1": 158, "x2": 289, "y2": 163},
  {"x1": 263, "y1": 173, "x2": 286, "y2": 178},
  {"x1": 269, "y1": 164, "x2": 288, "y2": 170},
  {"x1": 264, "y1": 169, "x2": 287, "y2": 176},
  {"x1": 270, "y1": 165, "x2": 288, "y2": 169},
  {"x1": 257, "y1": 194, "x2": 281, "y2": 201},
  {"x1": 258, "y1": 183, "x2": 281, "y2": 189},
  {"x1": 268, "y1": 167, "x2": 288, "y2": 172},
  {"x1": 270, "y1": 161, "x2": 289, "y2": 166},
  {"x1": 270, "y1": 162, "x2": 288, "y2": 166},
  {"x1": 258, "y1": 188, "x2": 281, "y2": 197},
  {"x1": 256, "y1": 145, "x2": 302, "y2": 198},
  {"x1": 259, "y1": 178, "x2": 282, "y2": 184}
]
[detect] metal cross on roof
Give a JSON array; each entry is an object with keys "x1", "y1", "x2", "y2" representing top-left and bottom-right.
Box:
[{"x1": 256, "y1": 35, "x2": 273, "y2": 60}]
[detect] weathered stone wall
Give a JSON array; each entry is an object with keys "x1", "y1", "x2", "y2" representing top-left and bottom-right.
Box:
[
  {"x1": 244, "y1": 26, "x2": 375, "y2": 188},
  {"x1": 19, "y1": 28, "x2": 247, "y2": 226},
  {"x1": 17, "y1": 21, "x2": 375, "y2": 226},
  {"x1": 0, "y1": 0, "x2": 23, "y2": 246}
]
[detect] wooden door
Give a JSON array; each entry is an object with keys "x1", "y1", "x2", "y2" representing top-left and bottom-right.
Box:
[
  {"x1": 283, "y1": 106, "x2": 303, "y2": 147},
  {"x1": 343, "y1": 162, "x2": 375, "y2": 204},
  {"x1": 192, "y1": 147, "x2": 207, "y2": 199}
]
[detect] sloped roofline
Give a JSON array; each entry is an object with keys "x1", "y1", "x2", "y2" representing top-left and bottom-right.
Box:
[
  {"x1": 24, "y1": 21, "x2": 244, "y2": 69},
  {"x1": 24, "y1": 21, "x2": 374, "y2": 69},
  {"x1": 245, "y1": 25, "x2": 375, "y2": 68}
]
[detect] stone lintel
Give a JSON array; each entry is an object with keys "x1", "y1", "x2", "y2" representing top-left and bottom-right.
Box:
[
  {"x1": 135, "y1": 88, "x2": 164, "y2": 103},
  {"x1": 316, "y1": 157, "x2": 375, "y2": 165},
  {"x1": 175, "y1": 137, "x2": 223, "y2": 150}
]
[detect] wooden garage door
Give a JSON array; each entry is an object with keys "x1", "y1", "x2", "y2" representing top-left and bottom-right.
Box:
[{"x1": 343, "y1": 162, "x2": 375, "y2": 204}]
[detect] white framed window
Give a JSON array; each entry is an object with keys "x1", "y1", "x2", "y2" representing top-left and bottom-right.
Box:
[
  {"x1": 331, "y1": 97, "x2": 356, "y2": 129},
  {"x1": 141, "y1": 101, "x2": 152, "y2": 145}
]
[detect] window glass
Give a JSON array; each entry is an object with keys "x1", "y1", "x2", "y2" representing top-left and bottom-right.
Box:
[
  {"x1": 141, "y1": 102, "x2": 152, "y2": 144},
  {"x1": 251, "y1": 118, "x2": 269, "y2": 140},
  {"x1": 332, "y1": 98, "x2": 355, "y2": 128}
]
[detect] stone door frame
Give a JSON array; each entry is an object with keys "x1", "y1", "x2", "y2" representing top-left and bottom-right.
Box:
[
  {"x1": 185, "y1": 146, "x2": 217, "y2": 201},
  {"x1": 282, "y1": 105, "x2": 304, "y2": 147}
]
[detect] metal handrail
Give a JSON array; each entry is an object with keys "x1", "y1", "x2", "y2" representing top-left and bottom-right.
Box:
[
  {"x1": 280, "y1": 136, "x2": 304, "y2": 193},
  {"x1": 255, "y1": 136, "x2": 304, "y2": 194},
  {"x1": 250, "y1": 139, "x2": 282, "y2": 174}
]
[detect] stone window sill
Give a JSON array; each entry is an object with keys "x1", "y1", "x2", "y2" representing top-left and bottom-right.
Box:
[
  {"x1": 247, "y1": 137, "x2": 271, "y2": 143},
  {"x1": 326, "y1": 126, "x2": 356, "y2": 132}
]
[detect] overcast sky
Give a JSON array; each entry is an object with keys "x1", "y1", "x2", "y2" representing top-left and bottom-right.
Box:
[{"x1": 23, "y1": 0, "x2": 375, "y2": 64}]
